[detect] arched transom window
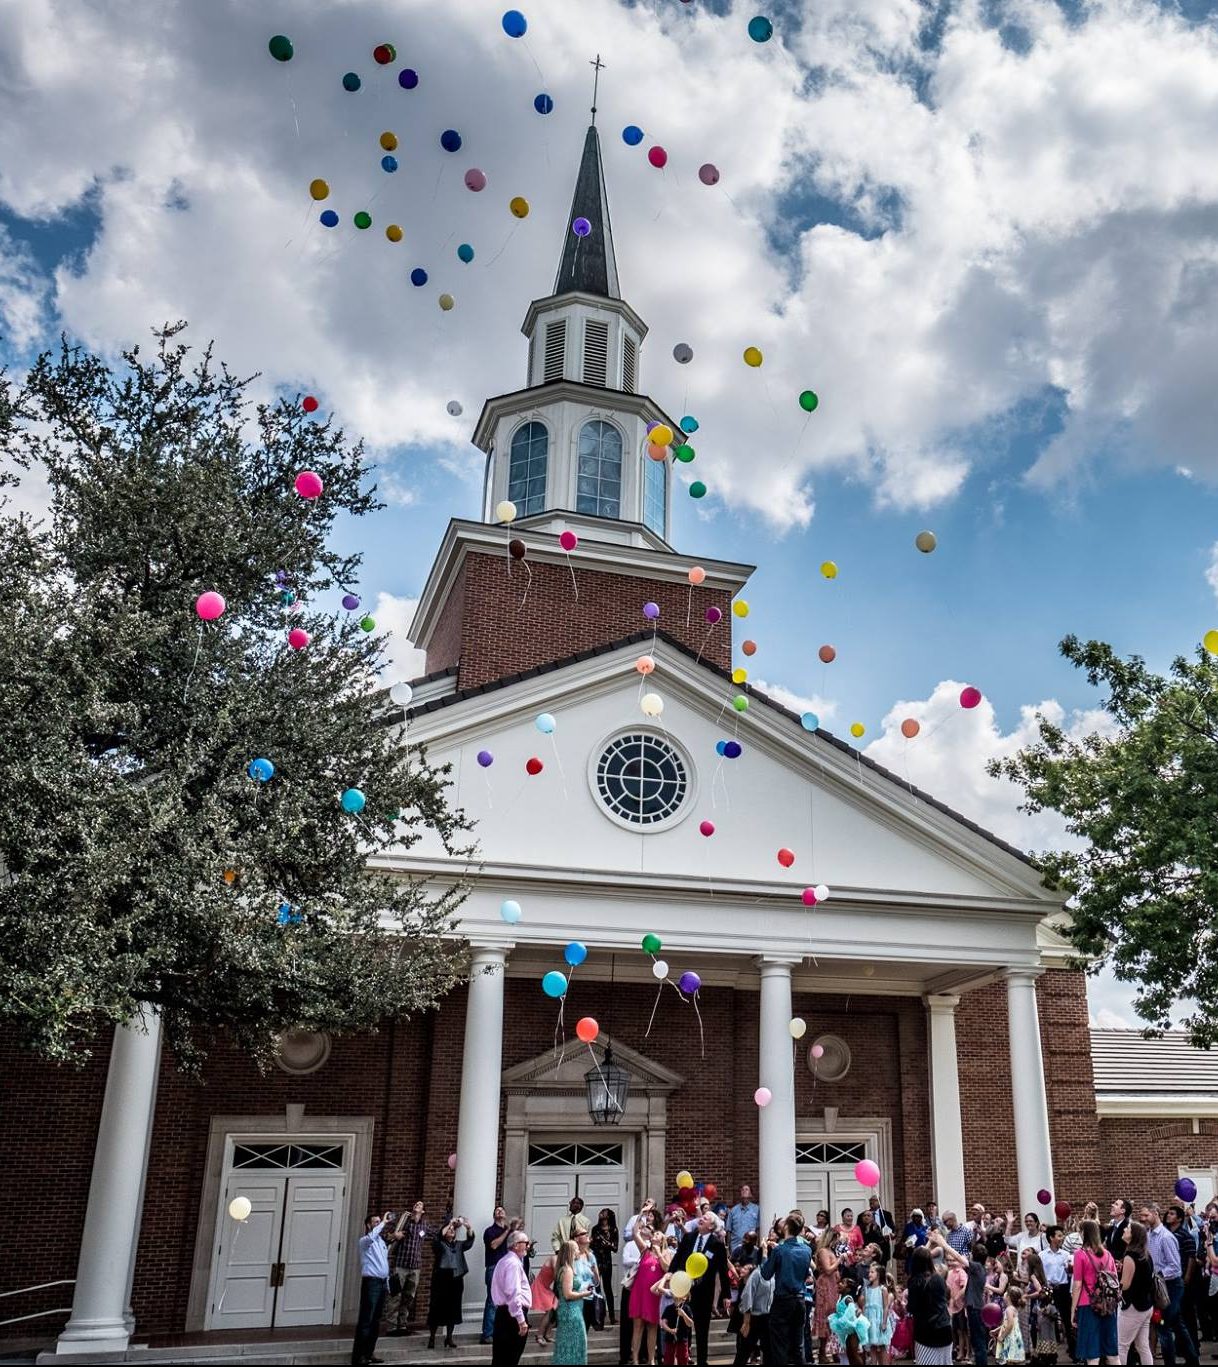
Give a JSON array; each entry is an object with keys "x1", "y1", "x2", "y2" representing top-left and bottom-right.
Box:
[{"x1": 508, "y1": 421, "x2": 548, "y2": 517}]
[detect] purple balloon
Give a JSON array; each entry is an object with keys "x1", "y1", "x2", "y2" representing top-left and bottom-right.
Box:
[
  {"x1": 643, "y1": 601, "x2": 660, "y2": 620},
  {"x1": 572, "y1": 216, "x2": 591, "y2": 237},
  {"x1": 724, "y1": 740, "x2": 743, "y2": 759},
  {"x1": 646, "y1": 420, "x2": 660, "y2": 434},
  {"x1": 678, "y1": 970, "x2": 701, "y2": 994},
  {"x1": 477, "y1": 750, "x2": 494, "y2": 768},
  {"x1": 342, "y1": 593, "x2": 360, "y2": 611},
  {"x1": 705, "y1": 606, "x2": 723, "y2": 624},
  {"x1": 981, "y1": 1304, "x2": 1002, "y2": 1330},
  {"x1": 1175, "y1": 1177, "x2": 1198, "y2": 1202}
]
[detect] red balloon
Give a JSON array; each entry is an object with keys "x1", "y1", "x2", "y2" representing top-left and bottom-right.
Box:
[
  {"x1": 559, "y1": 530, "x2": 578, "y2": 551},
  {"x1": 648, "y1": 145, "x2": 668, "y2": 169},
  {"x1": 777, "y1": 848, "x2": 795, "y2": 868},
  {"x1": 1054, "y1": 1200, "x2": 1072, "y2": 1220},
  {"x1": 302, "y1": 395, "x2": 319, "y2": 413},
  {"x1": 704, "y1": 1183, "x2": 717, "y2": 1200},
  {"x1": 900, "y1": 718, "x2": 920, "y2": 738},
  {"x1": 373, "y1": 43, "x2": 395, "y2": 64},
  {"x1": 526, "y1": 757, "x2": 543, "y2": 775},
  {"x1": 742, "y1": 640, "x2": 757, "y2": 656},
  {"x1": 801, "y1": 887, "x2": 817, "y2": 906},
  {"x1": 818, "y1": 644, "x2": 836, "y2": 663},
  {"x1": 960, "y1": 685, "x2": 982, "y2": 709},
  {"x1": 576, "y1": 1016, "x2": 599, "y2": 1043}
]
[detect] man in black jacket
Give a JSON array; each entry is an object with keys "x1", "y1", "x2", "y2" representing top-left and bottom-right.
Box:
[
  {"x1": 669, "y1": 1212, "x2": 732, "y2": 1367},
  {"x1": 1105, "y1": 1197, "x2": 1133, "y2": 1257}
]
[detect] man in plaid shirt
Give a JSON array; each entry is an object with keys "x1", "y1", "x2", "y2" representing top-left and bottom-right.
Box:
[{"x1": 386, "y1": 1201, "x2": 429, "y2": 1335}]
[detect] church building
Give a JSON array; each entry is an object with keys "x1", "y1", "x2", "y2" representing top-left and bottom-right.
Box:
[{"x1": 4, "y1": 119, "x2": 1172, "y2": 1361}]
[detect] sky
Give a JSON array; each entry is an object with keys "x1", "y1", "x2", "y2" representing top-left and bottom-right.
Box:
[{"x1": 3, "y1": 0, "x2": 1218, "y2": 1029}]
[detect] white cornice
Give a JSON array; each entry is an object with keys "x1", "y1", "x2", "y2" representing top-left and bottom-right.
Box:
[
  {"x1": 521, "y1": 291, "x2": 649, "y2": 341},
  {"x1": 1097, "y1": 1095, "x2": 1218, "y2": 1117},
  {"x1": 471, "y1": 380, "x2": 680, "y2": 452}
]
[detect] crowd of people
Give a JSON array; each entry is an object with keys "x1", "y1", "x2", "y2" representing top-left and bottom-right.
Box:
[{"x1": 348, "y1": 1188, "x2": 1218, "y2": 1367}]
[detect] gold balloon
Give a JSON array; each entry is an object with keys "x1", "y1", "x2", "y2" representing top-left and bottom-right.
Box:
[
  {"x1": 733, "y1": 600, "x2": 749, "y2": 618},
  {"x1": 309, "y1": 178, "x2": 330, "y2": 201},
  {"x1": 385, "y1": 224, "x2": 403, "y2": 243},
  {"x1": 1205, "y1": 630, "x2": 1218, "y2": 656},
  {"x1": 438, "y1": 293, "x2": 455, "y2": 311},
  {"x1": 915, "y1": 530, "x2": 937, "y2": 553},
  {"x1": 850, "y1": 722, "x2": 865, "y2": 738},
  {"x1": 650, "y1": 423, "x2": 674, "y2": 447},
  {"x1": 379, "y1": 130, "x2": 398, "y2": 151},
  {"x1": 820, "y1": 561, "x2": 838, "y2": 580},
  {"x1": 743, "y1": 346, "x2": 763, "y2": 367},
  {"x1": 509, "y1": 195, "x2": 530, "y2": 218},
  {"x1": 732, "y1": 667, "x2": 748, "y2": 684}
]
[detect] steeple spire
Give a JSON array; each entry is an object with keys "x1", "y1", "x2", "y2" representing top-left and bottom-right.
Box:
[{"x1": 553, "y1": 60, "x2": 620, "y2": 300}]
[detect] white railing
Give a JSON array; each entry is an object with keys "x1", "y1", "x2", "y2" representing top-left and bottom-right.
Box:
[{"x1": 0, "y1": 1279, "x2": 74, "y2": 1328}]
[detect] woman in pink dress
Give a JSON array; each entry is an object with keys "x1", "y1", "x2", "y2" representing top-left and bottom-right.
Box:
[{"x1": 629, "y1": 1229, "x2": 666, "y2": 1366}]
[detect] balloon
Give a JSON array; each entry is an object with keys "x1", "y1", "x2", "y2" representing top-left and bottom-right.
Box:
[
  {"x1": 818, "y1": 644, "x2": 836, "y2": 663},
  {"x1": 1054, "y1": 1200, "x2": 1072, "y2": 1220},
  {"x1": 559, "y1": 530, "x2": 578, "y2": 551},
  {"x1": 295, "y1": 470, "x2": 323, "y2": 499},
  {"x1": 354, "y1": 211, "x2": 372, "y2": 230},
  {"x1": 743, "y1": 346, "x2": 763, "y2": 367},
  {"x1": 565, "y1": 941, "x2": 588, "y2": 966},
  {"x1": 705, "y1": 1184, "x2": 717, "y2": 1200},
  {"x1": 686, "y1": 1251, "x2": 709, "y2": 1279},
  {"x1": 534, "y1": 93, "x2": 553, "y2": 114},
  {"x1": 732, "y1": 668, "x2": 748, "y2": 685},
  {"x1": 698, "y1": 164, "x2": 720, "y2": 186},
  {"x1": 301, "y1": 395, "x2": 319, "y2": 414},
  {"x1": 380, "y1": 131, "x2": 398, "y2": 151},
  {"x1": 960, "y1": 686, "x2": 982, "y2": 709},
  {"x1": 678, "y1": 971, "x2": 701, "y2": 994},
  {"x1": 622, "y1": 125, "x2": 644, "y2": 146},
  {"x1": 410, "y1": 268, "x2": 428, "y2": 286},
  {"x1": 901, "y1": 718, "x2": 920, "y2": 738},
  {"x1": 572, "y1": 216, "x2": 591, "y2": 237},
  {"x1": 447, "y1": 1151, "x2": 457, "y2": 1170},
  {"x1": 680, "y1": 415, "x2": 699, "y2": 432},
  {"x1": 248, "y1": 757, "x2": 274, "y2": 782},
  {"x1": 648, "y1": 146, "x2": 668, "y2": 169},
  {"x1": 705, "y1": 606, "x2": 722, "y2": 624},
  {"x1": 309, "y1": 178, "x2": 329, "y2": 201},
  {"x1": 509, "y1": 196, "x2": 530, "y2": 218},
  {"x1": 195, "y1": 591, "x2": 226, "y2": 621},
  {"x1": 850, "y1": 722, "x2": 865, "y2": 738},
  {"x1": 676, "y1": 1170, "x2": 694, "y2": 1189},
  {"x1": 535, "y1": 712, "x2": 556, "y2": 734},
  {"x1": 509, "y1": 538, "x2": 526, "y2": 559},
  {"x1": 542, "y1": 970, "x2": 568, "y2": 998},
  {"x1": 801, "y1": 712, "x2": 819, "y2": 731},
  {"x1": 715, "y1": 740, "x2": 727, "y2": 756},
  {"x1": 651, "y1": 424, "x2": 674, "y2": 447},
  {"x1": 647, "y1": 444, "x2": 669, "y2": 462},
  {"x1": 385, "y1": 224, "x2": 403, "y2": 242},
  {"x1": 652, "y1": 959, "x2": 669, "y2": 979},
  {"x1": 457, "y1": 242, "x2": 475, "y2": 262},
  {"x1": 502, "y1": 9, "x2": 527, "y2": 36},
  {"x1": 477, "y1": 750, "x2": 494, "y2": 767},
  {"x1": 820, "y1": 561, "x2": 838, "y2": 579},
  {"x1": 381, "y1": 155, "x2": 399, "y2": 173},
  {"x1": 268, "y1": 34, "x2": 293, "y2": 62},
  {"x1": 811, "y1": 1043, "x2": 825, "y2": 1059},
  {"x1": 359, "y1": 615, "x2": 375, "y2": 632},
  {"x1": 789, "y1": 1017, "x2": 807, "y2": 1038},
  {"x1": 729, "y1": 696, "x2": 747, "y2": 715},
  {"x1": 748, "y1": 15, "x2": 774, "y2": 41},
  {"x1": 699, "y1": 820, "x2": 715, "y2": 837},
  {"x1": 398, "y1": 68, "x2": 419, "y2": 89},
  {"x1": 465, "y1": 168, "x2": 487, "y2": 192},
  {"x1": 390, "y1": 682, "x2": 414, "y2": 706},
  {"x1": 688, "y1": 566, "x2": 706, "y2": 585},
  {"x1": 981, "y1": 1303, "x2": 1003, "y2": 1330},
  {"x1": 1205, "y1": 630, "x2": 1218, "y2": 655},
  {"x1": 344, "y1": 593, "x2": 362, "y2": 610},
  {"x1": 342, "y1": 72, "x2": 362, "y2": 92},
  {"x1": 288, "y1": 628, "x2": 310, "y2": 650},
  {"x1": 723, "y1": 740, "x2": 742, "y2": 759},
  {"x1": 802, "y1": 888, "x2": 818, "y2": 906},
  {"x1": 673, "y1": 342, "x2": 694, "y2": 363},
  {"x1": 281, "y1": 589, "x2": 296, "y2": 605},
  {"x1": 642, "y1": 933, "x2": 662, "y2": 954},
  {"x1": 915, "y1": 530, "x2": 937, "y2": 553},
  {"x1": 814, "y1": 883, "x2": 830, "y2": 901},
  {"x1": 674, "y1": 444, "x2": 695, "y2": 463},
  {"x1": 855, "y1": 1159, "x2": 881, "y2": 1188},
  {"x1": 643, "y1": 601, "x2": 661, "y2": 620},
  {"x1": 440, "y1": 129, "x2": 462, "y2": 152},
  {"x1": 742, "y1": 640, "x2": 757, "y2": 656},
  {"x1": 526, "y1": 757, "x2": 543, "y2": 775},
  {"x1": 640, "y1": 693, "x2": 664, "y2": 717},
  {"x1": 446, "y1": 400, "x2": 463, "y2": 416},
  {"x1": 500, "y1": 898, "x2": 522, "y2": 924},
  {"x1": 373, "y1": 43, "x2": 396, "y2": 64},
  {"x1": 341, "y1": 788, "x2": 366, "y2": 813},
  {"x1": 670, "y1": 1269, "x2": 693, "y2": 1298},
  {"x1": 799, "y1": 389, "x2": 819, "y2": 412},
  {"x1": 733, "y1": 600, "x2": 749, "y2": 618},
  {"x1": 1176, "y1": 1177, "x2": 1198, "y2": 1202},
  {"x1": 777, "y1": 848, "x2": 795, "y2": 868},
  {"x1": 576, "y1": 1016, "x2": 599, "y2": 1043},
  {"x1": 229, "y1": 1196, "x2": 252, "y2": 1221},
  {"x1": 438, "y1": 293, "x2": 455, "y2": 312},
  {"x1": 754, "y1": 1087, "x2": 772, "y2": 1107},
  {"x1": 635, "y1": 655, "x2": 656, "y2": 675},
  {"x1": 496, "y1": 499, "x2": 517, "y2": 523},
  {"x1": 319, "y1": 210, "x2": 339, "y2": 228}
]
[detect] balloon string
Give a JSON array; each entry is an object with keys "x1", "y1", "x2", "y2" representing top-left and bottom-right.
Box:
[
  {"x1": 431, "y1": 163, "x2": 444, "y2": 203},
  {"x1": 645, "y1": 981, "x2": 665, "y2": 1038},
  {"x1": 565, "y1": 551, "x2": 578, "y2": 600},
  {"x1": 691, "y1": 989, "x2": 706, "y2": 1059},
  {"x1": 517, "y1": 560, "x2": 534, "y2": 611},
  {"x1": 521, "y1": 36, "x2": 546, "y2": 85},
  {"x1": 182, "y1": 622, "x2": 205, "y2": 702},
  {"x1": 548, "y1": 732, "x2": 569, "y2": 801},
  {"x1": 585, "y1": 1044, "x2": 624, "y2": 1117},
  {"x1": 482, "y1": 223, "x2": 519, "y2": 269},
  {"x1": 685, "y1": 584, "x2": 692, "y2": 628}
]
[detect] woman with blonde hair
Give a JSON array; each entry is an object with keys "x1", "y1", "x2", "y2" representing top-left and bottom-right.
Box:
[{"x1": 554, "y1": 1239, "x2": 592, "y2": 1365}]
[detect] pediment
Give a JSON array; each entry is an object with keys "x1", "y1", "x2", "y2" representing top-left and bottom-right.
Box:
[{"x1": 502, "y1": 1037, "x2": 684, "y2": 1096}]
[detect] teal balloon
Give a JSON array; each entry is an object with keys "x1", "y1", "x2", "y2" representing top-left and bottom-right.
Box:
[
  {"x1": 564, "y1": 941, "x2": 587, "y2": 967},
  {"x1": 342, "y1": 71, "x2": 362, "y2": 92},
  {"x1": 542, "y1": 970, "x2": 568, "y2": 998},
  {"x1": 800, "y1": 712, "x2": 820, "y2": 732},
  {"x1": 748, "y1": 15, "x2": 773, "y2": 41},
  {"x1": 341, "y1": 787, "x2": 366, "y2": 813},
  {"x1": 535, "y1": 712, "x2": 556, "y2": 734},
  {"x1": 457, "y1": 243, "x2": 475, "y2": 263},
  {"x1": 268, "y1": 34, "x2": 294, "y2": 62},
  {"x1": 680, "y1": 415, "x2": 699, "y2": 433},
  {"x1": 500, "y1": 899, "x2": 523, "y2": 924}
]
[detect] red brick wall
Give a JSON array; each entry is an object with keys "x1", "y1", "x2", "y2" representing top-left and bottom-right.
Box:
[
  {"x1": 1038, "y1": 970, "x2": 1103, "y2": 1208},
  {"x1": 1098, "y1": 1117, "x2": 1218, "y2": 1208},
  {"x1": 426, "y1": 550, "x2": 733, "y2": 690}
]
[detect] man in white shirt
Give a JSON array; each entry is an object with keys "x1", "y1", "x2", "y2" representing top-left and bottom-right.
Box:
[
  {"x1": 352, "y1": 1211, "x2": 398, "y2": 1367},
  {"x1": 1041, "y1": 1225, "x2": 1074, "y2": 1360}
]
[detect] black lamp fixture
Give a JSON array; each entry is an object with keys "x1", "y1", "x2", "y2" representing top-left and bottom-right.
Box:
[{"x1": 585, "y1": 953, "x2": 631, "y2": 1126}]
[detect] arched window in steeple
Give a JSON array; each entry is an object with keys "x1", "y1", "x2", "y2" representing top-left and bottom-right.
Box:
[
  {"x1": 576, "y1": 420, "x2": 622, "y2": 519},
  {"x1": 508, "y1": 421, "x2": 549, "y2": 517},
  {"x1": 643, "y1": 452, "x2": 667, "y2": 537}
]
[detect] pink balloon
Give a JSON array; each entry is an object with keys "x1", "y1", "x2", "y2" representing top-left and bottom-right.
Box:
[
  {"x1": 464, "y1": 168, "x2": 487, "y2": 192},
  {"x1": 811, "y1": 1043, "x2": 825, "y2": 1059},
  {"x1": 447, "y1": 1152, "x2": 457, "y2": 1170},
  {"x1": 698, "y1": 163, "x2": 720, "y2": 186},
  {"x1": 801, "y1": 887, "x2": 818, "y2": 906},
  {"x1": 705, "y1": 606, "x2": 723, "y2": 624},
  {"x1": 699, "y1": 820, "x2": 715, "y2": 837},
  {"x1": 559, "y1": 530, "x2": 578, "y2": 551},
  {"x1": 294, "y1": 470, "x2": 324, "y2": 499},
  {"x1": 195, "y1": 591, "x2": 226, "y2": 621},
  {"x1": 959, "y1": 685, "x2": 982, "y2": 709},
  {"x1": 648, "y1": 145, "x2": 668, "y2": 169},
  {"x1": 854, "y1": 1158, "x2": 881, "y2": 1187},
  {"x1": 288, "y1": 628, "x2": 310, "y2": 650},
  {"x1": 753, "y1": 1087, "x2": 772, "y2": 1108}
]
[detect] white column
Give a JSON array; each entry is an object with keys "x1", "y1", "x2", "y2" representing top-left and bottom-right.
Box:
[
  {"x1": 452, "y1": 942, "x2": 509, "y2": 1313},
  {"x1": 56, "y1": 1009, "x2": 162, "y2": 1357},
  {"x1": 1006, "y1": 968, "x2": 1055, "y2": 1218},
  {"x1": 924, "y1": 994, "x2": 967, "y2": 1217},
  {"x1": 757, "y1": 957, "x2": 800, "y2": 1225}
]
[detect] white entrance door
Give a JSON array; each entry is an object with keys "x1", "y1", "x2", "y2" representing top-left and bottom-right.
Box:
[
  {"x1": 796, "y1": 1136, "x2": 880, "y2": 1227},
  {"x1": 525, "y1": 1139, "x2": 631, "y2": 1288},
  {"x1": 208, "y1": 1175, "x2": 285, "y2": 1330},
  {"x1": 275, "y1": 1175, "x2": 346, "y2": 1327}
]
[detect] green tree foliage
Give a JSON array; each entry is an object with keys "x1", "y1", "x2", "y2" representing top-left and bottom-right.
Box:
[
  {"x1": 0, "y1": 326, "x2": 468, "y2": 1069},
  {"x1": 994, "y1": 634, "x2": 1218, "y2": 1044}
]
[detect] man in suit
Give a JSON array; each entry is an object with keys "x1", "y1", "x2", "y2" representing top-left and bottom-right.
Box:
[
  {"x1": 868, "y1": 1194, "x2": 896, "y2": 1266},
  {"x1": 1105, "y1": 1197, "x2": 1133, "y2": 1256},
  {"x1": 669, "y1": 1211, "x2": 732, "y2": 1367}
]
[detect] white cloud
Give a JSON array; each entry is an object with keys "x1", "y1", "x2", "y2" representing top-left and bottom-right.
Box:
[
  {"x1": 372, "y1": 591, "x2": 427, "y2": 685},
  {"x1": 1090, "y1": 1004, "x2": 1133, "y2": 1030},
  {"x1": 0, "y1": 227, "x2": 49, "y2": 348},
  {"x1": 753, "y1": 677, "x2": 837, "y2": 722},
  {"x1": 1205, "y1": 542, "x2": 1218, "y2": 604}
]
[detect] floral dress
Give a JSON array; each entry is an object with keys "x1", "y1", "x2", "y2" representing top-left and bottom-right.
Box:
[{"x1": 554, "y1": 1268, "x2": 589, "y2": 1366}]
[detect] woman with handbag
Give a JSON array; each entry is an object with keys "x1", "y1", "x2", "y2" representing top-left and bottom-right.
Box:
[
  {"x1": 1117, "y1": 1221, "x2": 1155, "y2": 1365},
  {"x1": 574, "y1": 1227, "x2": 605, "y2": 1331},
  {"x1": 591, "y1": 1208, "x2": 620, "y2": 1324}
]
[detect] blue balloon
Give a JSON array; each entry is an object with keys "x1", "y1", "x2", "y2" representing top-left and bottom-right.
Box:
[
  {"x1": 341, "y1": 787, "x2": 366, "y2": 813},
  {"x1": 381, "y1": 154, "x2": 399, "y2": 173},
  {"x1": 622, "y1": 125, "x2": 644, "y2": 146},
  {"x1": 502, "y1": 9, "x2": 527, "y2": 37},
  {"x1": 535, "y1": 712, "x2": 556, "y2": 734},
  {"x1": 457, "y1": 243, "x2": 475, "y2": 263},
  {"x1": 715, "y1": 739, "x2": 727, "y2": 756},
  {"x1": 500, "y1": 899, "x2": 523, "y2": 924},
  {"x1": 800, "y1": 711, "x2": 820, "y2": 732},
  {"x1": 410, "y1": 267, "x2": 428, "y2": 286},
  {"x1": 277, "y1": 903, "x2": 292, "y2": 926},
  {"x1": 724, "y1": 740, "x2": 743, "y2": 759},
  {"x1": 398, "y1": 68, "x2": 419, "y2": 90},
  {"x1": 534, "y1": 92, "x2": 553, "y2": 115},
  {"x1": 748, "y1": 15, "x2": 773, "y2": 42},
  {"x1": 319, "y1": 209, "x2": 339, "y2": 228},
  {"x1": 564, "y1": 941, "x2": 588, "y2": 967},
  {"x1": 248, "y1": 757, "x2": 274, "y2": 782},
  {"x1": 440, "y1": 129, "x2": 462, "y2": 152},
  {"x1": 542, "y1": 970, "x2": 568, "y2": 998},
  {"x1": 342, "y1": 71, "x2": 361, "y2": 92},
  {"x1": 680, "y1": 415, "x2": 699, "y2": 433}
]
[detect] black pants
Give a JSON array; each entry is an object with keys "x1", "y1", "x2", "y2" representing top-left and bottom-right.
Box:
[
  {"x1": 769, "y1": 1294, "x2": 805, "y2": 1366},
  {"x1": 967, "y1": 1306, "x2": 989, "y2": 1367},
  {"x1": 1051, "y1": 1284, "x2": 1075, "y2": 1358},
  {"x1": 733, "y1": 1311, "x2": 770, "y2": 1365},
  {"x1": 621, "y1": 1286, "x2": 638, "y2": 1363},
  {"x1": 352, "y1": 1275, "x2": 387, "y2": 1366},
  {"x1": 689, "y1": 1295, "x2": 715, "y2": 1365},
  {"x1": 492, "y1": 1305, "x2": 529, "y2": 1367},
  {"x1": 1161, "y1": 1276, "x2": 1200, "y2": 1367}
]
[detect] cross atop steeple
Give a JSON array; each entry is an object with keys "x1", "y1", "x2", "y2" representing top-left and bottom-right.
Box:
[
  {"x1": 552, "y1": 102, "x2": 620, "y2": 299},
  {"x1": 589, "y1": 53, "x2": 605, "y2": 125}
]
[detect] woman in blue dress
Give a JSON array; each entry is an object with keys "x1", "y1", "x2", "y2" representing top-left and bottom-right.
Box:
[{"x1": 554, "y1": 1238, "x2": 592, "y2": 1365}]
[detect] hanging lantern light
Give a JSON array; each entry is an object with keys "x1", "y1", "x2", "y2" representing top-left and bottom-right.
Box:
[{"x1": 585, "y1": 1044, "x2": 631, "y2": 1126}]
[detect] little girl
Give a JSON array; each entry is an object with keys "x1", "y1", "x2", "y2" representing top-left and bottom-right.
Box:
[
  {"x1": 996, "y1": 1288, "x2": 1026, "y2": 1364},
  {"x1": 862, "y1": 1263, "x2": 894, "y2": 1365},
  {"x1": 828, "y1": 1288, "x2": 868, "y2": 1365},
  {"x1": 653, "y1": 1272, "x2": 694, "y2": 1367}
]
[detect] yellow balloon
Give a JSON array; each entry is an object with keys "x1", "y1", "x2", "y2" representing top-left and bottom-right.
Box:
[
  {"x1": 1205, "y1": 630, "x2": 1218, "y2": 655},
  {"x1": 732, "y1": 667, "x2": 748, "y2": 684},
  {"x1": 309, "y1": 178, "x2": 330, "y2": 201},
  {"x1": 509, "y1": 195, "x2": 530, "y2": 218},
  {"x1": 686, "y1": 1251, "x2": 709, "y2": 1280},
  {"x1": 379, "y1": 130, "x2": 398, "y2": 151},
  {"x1": 820, "y1": 561, "x2": 838, "y2": 580},
  {"x1": 670, "y1": 1271, "x2": 693, "y2": 1299},
  {"x1": 743, "y1": 346, "x2": 763, "y2": 367},
  {"x1": 438, "y1": 293, "x2": 455, "y2": 311},
  {"x1": 385, "y1": 224, "x2": 403, "y2": 243},
  {"x1": 733, "y1": 600, "x2": 749, "y2": 618},
  {"x1": 850, "y1": 722, "x2": 865, "y2": 738},
  {"x1": 650, "y1": 423, "x2": 674, "y2": 447},
  {"x1": 676, "y1": 1169, "x2": 694, "y2": 1189}
]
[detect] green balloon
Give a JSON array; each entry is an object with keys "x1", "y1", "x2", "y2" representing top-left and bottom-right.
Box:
[
  {"x1": 642, "y1": 933, "x2": 662, "y2": 955},
  {"x1": 689, "y1": 480, "x2": 707, "y2": 499},
  {"x1": 674, "y1": 444, "x2": 695, "y2": 463},
  {"x1": 733, "y1": 695, "x2": 749, "y2": 712},
  {"x1": 360, "y1": 615, "x2": 376, "y2": 632},
  {"x1": 268, "y1": 34, "x2": 294, "y2": 62},
  {"x1": 799, "y1": 389, "x2": 819, "y2": 413},
  {"x1": 354, "y1": 211, "x2": 372, "y2": 230}
]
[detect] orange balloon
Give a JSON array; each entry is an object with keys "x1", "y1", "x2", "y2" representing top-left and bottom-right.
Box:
[
  {"x1": 900, "y1": 718, "x2": 920, "y2": 739},
  {"x1": 688, "y1": 566, "x2": 706, "y2": 586},
  {"x1": 635, "y1": 655, "x2": 656, "y2": 675},
  {"x1": 742, "y1": 640, "x2": 757, "y2": 657},
  {"x1": 647, "y1": 443, "x2": 669, "y2": 462},
  {"x1": 818, "y1": 644, "x2": 836, "y2": 664},
  {"x1": 576, "y1": 1016, "x2": 599, "y2": 1043}
]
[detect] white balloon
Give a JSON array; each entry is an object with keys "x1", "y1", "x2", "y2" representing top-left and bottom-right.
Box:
[
  {"x1": 389, "y1": 682, "x2": 414, "y2": 707},
  {"x1": 788, "y1": 1017, "x2": 807, "y2": 1039},
  {"x1": 652, "y1": 958, "x2": 669, "y2": 979},
  {"x1": 446, "y1": 399, "x2": 463, "y2": 416},
  {"x1": 640, "y1": 692, "x2": 664, "y2": 717},
  {"x1": 814, "y1": 884, "x2": 830, "y2": 901},
  {"x1": 228, "y1": 1196, "x2": 252, "y2": 1221},
  {"x1": 495, "y1": 499, "x2": 517, "y2": 524}
]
